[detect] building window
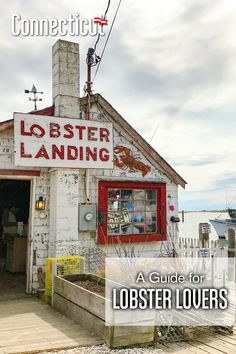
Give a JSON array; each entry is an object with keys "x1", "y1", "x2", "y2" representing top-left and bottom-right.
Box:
[{"x1": 97, "y1": 181, "x2": 166, "y2": 244}]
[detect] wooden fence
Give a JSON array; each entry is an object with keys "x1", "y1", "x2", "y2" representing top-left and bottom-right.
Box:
[{"x1": 178, "y1": 237, "x2": 228, "y2": 258}]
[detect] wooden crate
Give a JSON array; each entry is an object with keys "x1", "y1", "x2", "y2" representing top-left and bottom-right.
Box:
[{"x1": 6, "y1": 236, "x2": 27, "y2": 273}]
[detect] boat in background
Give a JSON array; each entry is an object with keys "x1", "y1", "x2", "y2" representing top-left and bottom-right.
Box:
[{"x1": 210, "y1": 208, "x2": 236, "y2": 241}]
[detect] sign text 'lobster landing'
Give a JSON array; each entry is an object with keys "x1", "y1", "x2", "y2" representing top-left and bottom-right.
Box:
[{"x1": 14, "y1": 113, "x2": 113, "y2": 169}]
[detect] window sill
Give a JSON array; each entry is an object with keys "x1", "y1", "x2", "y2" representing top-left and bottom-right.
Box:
[{"x1": 96, "y1": 233, "x2": 166, "y2": 244}]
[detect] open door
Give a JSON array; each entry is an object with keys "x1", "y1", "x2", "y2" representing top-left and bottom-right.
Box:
[{"x1": 0, "y1": 179, "x2": 31, "y2": 298}]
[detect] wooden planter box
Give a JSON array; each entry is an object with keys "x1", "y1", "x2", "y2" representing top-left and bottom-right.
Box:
[{"x1": 53, "y1": 274, "x2": 155, "y2": 348}]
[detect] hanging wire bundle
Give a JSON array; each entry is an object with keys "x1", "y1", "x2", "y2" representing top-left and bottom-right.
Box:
[{"x1": 84, "y1": 0, "x2": 122, "y2": 96}]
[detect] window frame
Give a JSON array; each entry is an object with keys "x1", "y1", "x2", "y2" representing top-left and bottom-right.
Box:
[{"x1": 97, "y1": 180, "x2": 167, "y2": 244}]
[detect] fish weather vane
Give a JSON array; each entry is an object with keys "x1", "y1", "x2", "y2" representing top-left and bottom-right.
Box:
[{"x1": 24, "y1": 84, "x2": 44, "y2": 111}]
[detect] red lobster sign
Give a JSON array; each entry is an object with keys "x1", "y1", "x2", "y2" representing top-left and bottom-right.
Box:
[{"x1": 114, "y1": 145, "x2": 151, "y2": 177}]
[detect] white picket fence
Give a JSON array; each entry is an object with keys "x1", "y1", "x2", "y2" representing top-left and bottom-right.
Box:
[{"x1": 178, "y1": 237, "x2": 228, "y2": 258}]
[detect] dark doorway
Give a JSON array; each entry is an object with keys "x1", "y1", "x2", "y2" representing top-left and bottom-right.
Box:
[{"x1": 0, "y1": 179, "x2": 30, "y2": 299}]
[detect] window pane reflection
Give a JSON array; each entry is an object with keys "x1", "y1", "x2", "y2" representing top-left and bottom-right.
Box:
[{"x1": 107, "y1": 188, "x2": 158, "y2": 236}]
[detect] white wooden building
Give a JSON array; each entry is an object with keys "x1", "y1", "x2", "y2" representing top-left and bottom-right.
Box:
[{"x1": 0, "y1": 40, "x2": 186, "y2": 293}]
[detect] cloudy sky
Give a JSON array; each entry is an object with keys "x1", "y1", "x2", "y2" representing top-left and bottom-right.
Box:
[{"x1": 0, "y1": 0, "x2": 236, "y2": 211}]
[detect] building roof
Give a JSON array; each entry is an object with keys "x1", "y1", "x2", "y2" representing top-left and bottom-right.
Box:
[
  {"x1": 81, "y1": 94, "x2": 186, "y2": 188},
  {"x1": 0, "y1": 106, "x2": 54, "y2": 132},
  {"x1": 0, "y1": 95, "x2": 186, "y2": 188}
]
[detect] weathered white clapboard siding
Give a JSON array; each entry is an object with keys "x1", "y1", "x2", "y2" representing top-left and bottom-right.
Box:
[
  {"x1": 0, "y1": 41, "x2": 180, "y2": 292},
  {"x1": 0, "y1": 121, "x2": 179, "y2": 292}
]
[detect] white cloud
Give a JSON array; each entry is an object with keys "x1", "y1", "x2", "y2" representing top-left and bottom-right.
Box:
[{"x1": 0, "y1": 0, "x2": 235, "y2": 210}]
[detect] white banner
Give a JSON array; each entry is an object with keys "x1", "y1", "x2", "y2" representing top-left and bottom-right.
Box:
[
  {"x1": 105, "y1": 257, "x2": 236, "y2": 326},
  {"x1": 14, "y1": 113, "x2": 113, "y2": 169}
]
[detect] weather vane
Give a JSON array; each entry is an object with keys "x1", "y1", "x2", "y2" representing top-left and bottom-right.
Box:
[{"x1": 24, "y1": 84, "x2": 44, "y2": 111}]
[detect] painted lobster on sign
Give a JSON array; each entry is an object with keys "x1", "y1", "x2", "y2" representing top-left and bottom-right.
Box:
[{"x1": 114, "y1": 145, "x2": 151, "y2": 177}]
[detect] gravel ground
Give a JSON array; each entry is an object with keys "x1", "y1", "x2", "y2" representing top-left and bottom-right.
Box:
[{"x1": 40, "y1": 344, "x2": 164, "y2": 354}]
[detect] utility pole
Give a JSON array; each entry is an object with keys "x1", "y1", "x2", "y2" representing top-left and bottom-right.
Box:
[{"x1": 85, "y1": 48, "x2": 100, "y2": 119}]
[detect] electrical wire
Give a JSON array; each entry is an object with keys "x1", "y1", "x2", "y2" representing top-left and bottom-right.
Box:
[
  {"x1": 94, "y1": 0, "x2": 112, "y2": 51},
  {"x1": 104, "y1": 0, "x2": 112, "y2": 17},
  {"x1": 149, "y1": 123, "x2": 160, "y2": 144},
  {"x1": 92, "y1": 0, "x2": 122, "y2": 84},
  {"x1": 84, "y1": 0, "x2": 122, "y2": 96},
  {"x1": 227, "y1": 194, "x2": 236, "y2": 208}
]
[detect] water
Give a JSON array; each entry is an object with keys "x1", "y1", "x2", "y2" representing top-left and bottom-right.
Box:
[{"x1": 178, "y1": 211, "x2": 228, "y2": 240}]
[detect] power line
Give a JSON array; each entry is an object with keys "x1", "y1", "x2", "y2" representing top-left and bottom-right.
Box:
[
  {"x1": 149, "y1": 123, "x2": 160, "y2": 144},
  {"x1": 104, "y1": 0, "x2": 112, "y2": 17},
  {"x1": 92, "y1": 0, "x2": 122, "y2": 84},
  {"x1": 84, "y1": 0, "x2": 122, "y2": 97},
  {"x1": 94, "y1": 0, "x2": 112, "y2": 51}
]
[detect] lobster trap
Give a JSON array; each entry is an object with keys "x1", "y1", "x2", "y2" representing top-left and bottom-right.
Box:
[{"x1": 45, "y1": 255, "x2": 84, "y2": 304}]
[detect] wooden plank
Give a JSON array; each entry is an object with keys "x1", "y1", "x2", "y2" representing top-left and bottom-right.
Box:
[
  {"x1": 54, "y1": 276, "x2": 106, "y2": 320},
  {"x1": 214, "y1": 334, "x2": 236, "y2": 345},
  {"x1": 53, "y1": 292, "x2": 155, "y2": 349},
  {"x1": 53, "y1": 292, "x2": 105, "y2": 339},
  {"x1": 196, "y1": 338, "x2": 235, "y2": 354},
  {"x1": 177, "y1": 341, "x2": 210, "y2": 353},
  {"x1": 165, "y1": 342, "x2": 192, "y2": 353},
  {"x1": 0, "y1": 338, "x2": 100, "y2": 354},
  {"x1": 221, "y1": 334, "x2": 236, "y2": 343},
  {"x1": 206, "y1": 337, "x2": 236, "y2": 351},
  {"x1": 0, "y1": 324, "x2": 98, "y2": 343},
  {"x1": 0, "y1": 319, "x2": 85, "y2": 332},
  {"x1": 0, "y1": 297, "x2": 102, "y2": 354},
  {"x1": 111, "y1": 326, "x2": 154, "y2": 348},
  {"x1": 189, "y1": 340, "x2": 226, "y2": 354},
  {"x1": 1, "y1": 296, "x2": 236, "y2": 353}
]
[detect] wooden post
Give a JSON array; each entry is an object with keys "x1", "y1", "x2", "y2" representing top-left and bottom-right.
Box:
[
  {"x1": 199, "y1": 223, "x2": 210, "y2": 248},
  {"x1": 181, "y1": 210, "x2": 184, "y2": 222},
  {"x1": 211, "y1": 254, "x2": 214, "y2": 287},
  {"x1": 227, "y1": 228, "x2": 236, "y2": 282},
  {"x1": 228, "y1": 228, "x2": 235, "y2": 250}
]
